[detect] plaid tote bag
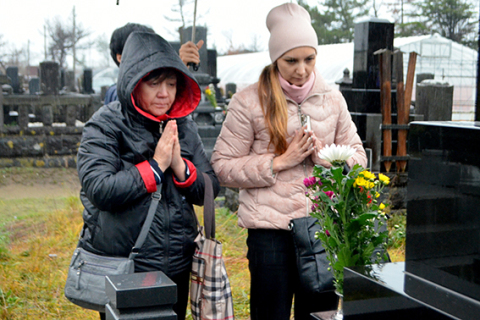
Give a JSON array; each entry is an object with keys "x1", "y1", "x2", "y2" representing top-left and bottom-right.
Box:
[{"x1": 190, "y1": 173, "x2": 235, "y2": 320}]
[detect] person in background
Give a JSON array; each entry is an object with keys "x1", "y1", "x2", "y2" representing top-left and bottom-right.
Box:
[
  {"x1": 104, "y1": 22, "x2": 204, "y2": 104},
  {"x1": 210, "y1": 3, "x2": 367, "y2": 320},
  {"x1": 77, "y1": 31, "x2": 219, "y2": 320}
]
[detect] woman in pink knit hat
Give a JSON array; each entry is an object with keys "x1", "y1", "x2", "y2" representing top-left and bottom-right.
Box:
[{"x1": 211, "y1": 3, "x2": 367, "y2": 319}]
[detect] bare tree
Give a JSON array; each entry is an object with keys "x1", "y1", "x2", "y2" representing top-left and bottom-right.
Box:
[
  {"x1": 45, "y1": 7, "x2": 91, "y2": 69},
  {"x1": 0, "y1": 35, "x2": 6, "y2": 72},
  {"x1": 220, "y1": 30, "x2": 259, "y2": 55},
  {"x1": 248, "y1": 34, "x2": 264, "y2": 53},
  {"x1": 221, "y1": 29, "x2": 235, "y2": 55},
  {"x1": 0, "y1": 34, "x2": 7, "y2": 59},
  {"x1": 164, "y1": 0, "x2": 194, "y2": 40},
  {"x1": 95, "y1": 33, "x2": 112, "y2": 68},
  {"x1": 164, "y1": 0, "x2": 209, "y2": 42}
]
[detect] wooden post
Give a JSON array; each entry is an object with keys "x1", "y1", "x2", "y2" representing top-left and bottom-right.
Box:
[
  {"x1": 404, "y1": 52, "x2": 418, "y2": 117},
  {"x1": 395, "y1": 50, "x2": 406, "y2": 172},
  {"x1": 400, "y1": 52, "x2": 418, "y2": 172},
  {"x1": 377, "y1": 49, "x2": 392, "y2": 172}
]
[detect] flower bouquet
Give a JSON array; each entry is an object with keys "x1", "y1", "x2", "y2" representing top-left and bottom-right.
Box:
[
  {"x1": 205, "y1": 84, "x2": 218, "y2": 108},
  {"x1": 304, "y1": 144, "x2": 390, "y2": 296}
]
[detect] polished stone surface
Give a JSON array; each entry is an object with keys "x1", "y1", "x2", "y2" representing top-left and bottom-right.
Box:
[
  {"x1": 352, "y1": 19, "x2": 394, "y2": 90},
  {"x1": 105, "y1": 271, "x2": 177, "y2": 309},
  {"x1": 340, "y1": 122, "x2": 480, "y2": 319},
  {"x1": 343, "y1": 263, "x2": 458, "y2": 319},
  {"x1": 407, "y1": 121, "x2": 480, "y2": 299}
]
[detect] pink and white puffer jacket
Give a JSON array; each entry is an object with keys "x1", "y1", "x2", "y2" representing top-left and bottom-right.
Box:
[{"x1": 211, "y1": 71, "x2": 367, "y2": 230}]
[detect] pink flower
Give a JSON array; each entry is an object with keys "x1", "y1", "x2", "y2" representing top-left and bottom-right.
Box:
[
  {"x1": 324, "y1": 191, "x2": 334, "y2": 199},
  {"x1": 303, "y1": 176, "x2": 317, "y2": 188},
  {"x1": 325, "y1": 230, "x2": 331, "y2": 237}
]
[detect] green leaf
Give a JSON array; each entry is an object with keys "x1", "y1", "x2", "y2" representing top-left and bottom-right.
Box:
[
  {"x1": 331, "y1": 166, "x2": 345, "y2": 185},
  {"x1": 355, "y1": 212, "x2": 377, "y2": 224}
]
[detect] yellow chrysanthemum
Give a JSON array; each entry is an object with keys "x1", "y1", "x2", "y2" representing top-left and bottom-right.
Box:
[
  {"x1": 361, "y1": 170, "x2": 376, "y2": 181},
  {"x1": 354, "y1": 177, "x2": 367, "y2": 188},
  {"x1": 205, "y1": 88, "x2": 212, "y2": 95},
  {"x1": 378, "y1": 173, "x2": 390, "y2": 185},
  {"x1": 379, "y1": 203, "x2": 385, "y2": 210}
]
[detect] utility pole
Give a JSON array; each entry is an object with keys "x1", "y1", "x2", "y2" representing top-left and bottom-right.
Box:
[
  {"x1": 73, "y1": 6, "x2": 76, "y2": 80},
  {"x1": 475, "y1": 11, "x2": 480, "y2": 121},
  {"x1": 27, "y1": 40, "x2": 30, "y2": 77},
  {"x1": 44, "y1": 25, "x2": 47, "y2": 60}
]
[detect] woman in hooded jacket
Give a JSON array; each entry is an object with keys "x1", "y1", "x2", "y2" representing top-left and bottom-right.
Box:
[
  {"x1": 76, "y1": 31, "x2": 220, "y2": 320},
  {"x1": 211, "y1": 3, "x2": 367, "y2": 320}
]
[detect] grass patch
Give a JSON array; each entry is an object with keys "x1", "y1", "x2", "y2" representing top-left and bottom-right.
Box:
[
  {"x1": 387, "y1": 210, "x2": 406, "y2": 262},
  {"x1": 0, "y1": 196, "x2": 98, "y2": 319},
  {"x1": 0, "y1": 194, "x2": 406, "y2": 319},
  {"x1": 0, "y1": 197, "x2": 250, "y2": 319},
  {"x1": 210, "y1": 207, "x2": 250, "y2": 318}
]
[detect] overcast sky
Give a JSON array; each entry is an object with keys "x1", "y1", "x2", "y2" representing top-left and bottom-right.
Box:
[
  {"x1": 0, "y1": 0, "x2": 305, "y2": 67},
  {"x1": 1, "y1": 0, "x2": 478, "y2": 68}
]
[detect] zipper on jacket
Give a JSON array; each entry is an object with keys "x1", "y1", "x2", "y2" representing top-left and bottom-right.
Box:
[
  {"x1": 155, "y1": 121, "x2": 170, "y2": 272},
  {"x1": 159, "y1": 121, "x2": 164, "y2": 134},
  {"x1": 295, "y1": 101, "x2": 311, "y2": 217}
]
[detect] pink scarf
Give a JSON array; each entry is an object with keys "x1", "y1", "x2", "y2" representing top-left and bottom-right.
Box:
[{"x1": 278, "y1": 71, "x2": 315, "y2": 104}]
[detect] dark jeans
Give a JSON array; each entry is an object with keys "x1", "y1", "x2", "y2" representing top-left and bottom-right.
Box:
[
  {"x1": 99, "y1": 268, "x2": 191, "y2": 320},
  {"x1": 247, "y1": 229, "x2": 338, "y2": 320}
]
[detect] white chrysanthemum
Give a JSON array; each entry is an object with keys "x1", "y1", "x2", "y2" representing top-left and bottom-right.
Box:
[{"x1": 319, "y1": 144, "x2": 356, "y2": 167}]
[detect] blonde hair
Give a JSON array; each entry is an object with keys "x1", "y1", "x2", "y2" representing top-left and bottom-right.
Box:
[{"x1": 258, "y1": 63, "x2": 288, "y2": 155}]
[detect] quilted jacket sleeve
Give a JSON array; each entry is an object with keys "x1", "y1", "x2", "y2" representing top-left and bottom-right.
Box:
[
  {"x1": 77, "y1": 109, "x2": 148, "y2": 212},
  {"x1": 211, "y1": 92, "x2": 276, "y2": 189}
]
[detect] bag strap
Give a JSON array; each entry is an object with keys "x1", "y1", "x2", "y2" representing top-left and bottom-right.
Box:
[
  {"x1": 129, "y1": 184, "x2": 162, "y2": 260},
  {"x1": 202, "y1": 173, "x2": 215, "y2": 240}
]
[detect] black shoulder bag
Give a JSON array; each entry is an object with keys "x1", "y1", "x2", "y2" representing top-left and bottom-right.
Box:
[{"x1": 64, "y1": 185, "x2": 162, "y2": 312}]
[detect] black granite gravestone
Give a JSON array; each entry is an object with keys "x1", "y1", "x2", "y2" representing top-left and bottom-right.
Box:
[
  {"x1": 337, "y1": 121, "x2": 480, "y2": 320},
  {"x1": 353, "y1": 18, "x2": 394, "y2": 92},
  {"x1": 6, "y1": 66, "x2": 21, "y2": 94},
  {"x1": 29, "y1": 77, "x2": 40, "y2": 95},
  {"x1": 66, "y1": 70, "x2": 76, "y2": 92},
  {"x1": 339, "y1": 19, "x2": 400, "y2": 172},
  {"x1": 105, "y1": 271, "x2": 177, "y2": 320},
  {"x1": 60, "y1": 69, "x2": 66, "y2": 90},
  {"x1": 83, "y1": 68, "x2": 94, "y2": 94},
  {"x1": 225, "y1": 83, "x2": 236, "y2": 99},
  {"x1": 344, "y1": 18, "x2": 395, "y2": 114},
  {"x1": 40, "y1": 61, "x2": 60, "y2": 95}
]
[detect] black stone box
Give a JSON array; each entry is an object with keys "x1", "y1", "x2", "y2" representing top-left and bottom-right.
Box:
[{"x1": 105, "y1": 271, "x2": 177, "y2": 310}]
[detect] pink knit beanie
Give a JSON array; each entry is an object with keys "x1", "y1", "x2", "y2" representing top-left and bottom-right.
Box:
[{"x1": 267, "y1": 3, "x2": 318, "y2": 63}]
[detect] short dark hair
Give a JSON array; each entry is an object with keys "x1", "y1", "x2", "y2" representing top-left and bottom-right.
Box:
[
  {"x1": 143, "y1": 68, "x2": 179, "y2": 83},
  {"x1": 110, "y1": 23, "x2": 154, "y2": 66},
  {"x1": 142, "y1": 68, "x2": 184, "y2": 96}
]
